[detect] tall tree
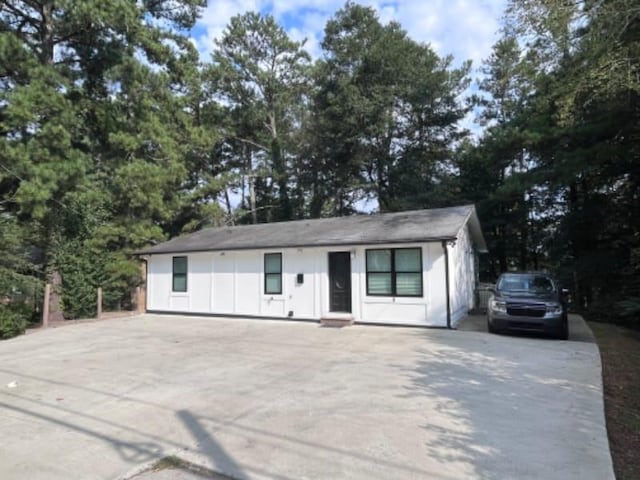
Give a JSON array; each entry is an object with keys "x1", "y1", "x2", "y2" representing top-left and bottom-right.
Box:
[
  {"x1": 464, "y1": 0, "x2": 640, "y2": 322},
  {"x1": 463, "y1": 37, "x2": 545, "y2": 274},
  {"x1": 210, "y1": 12, "x2": 311, "y2": 223},
  {"x1": 308, "y1": 2, "x2": 470, "y2": 215},
  {"x1": 0, "y1": 0, "x2": 207, "y2": 316}
]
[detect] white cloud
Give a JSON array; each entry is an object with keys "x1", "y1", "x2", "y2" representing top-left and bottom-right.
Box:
[
  {"x1": 193, "y1": 0, "x2": 506, "y2": 69},
  {"x1": 375, "y1": 0, "x2": 506, "y2": 68},
  {"x1": 288, "y1": 27, "x2": 322, "y2": 59},
  {"x1": 191, "y1": 0, "x2": 506, "y2": 137},
  {"x1": 193, "y1": 0, "x2": 264, "y2": 59}
]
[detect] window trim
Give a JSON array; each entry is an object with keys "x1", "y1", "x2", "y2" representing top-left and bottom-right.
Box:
[
  {"x1": 172, "y1": 256, "x2": 188, "y2": 293},
  {"x1": 366, "y1": 247, "x2": 423, "y2": 297},
  {"x1": 264, "y1": 252, "x2": 283, "y2": 295}
]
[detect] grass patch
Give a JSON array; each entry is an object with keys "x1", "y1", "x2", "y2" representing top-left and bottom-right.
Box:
[
  {"x1": 590, "y1": 321, "x2": 640, "y2": 480},
  {"x1": 150, "y1": 455, "x2": 188, "y2": 471},
  {"x1": 146, "y1": 455, "x2": 234, "y2": 479}
]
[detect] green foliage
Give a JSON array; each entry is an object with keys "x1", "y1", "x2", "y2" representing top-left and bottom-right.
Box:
[
  {"x1": 210, "y1": 11, "x2": 311, "y2": 222},
  {"x1": 458, "y1": 0, "x2": 640, "y2": 326},
  {"x1": 55, "y1": 240, "x2": 102, "y2": 319},
  {"x1": 1, "y1": 0, "x2": 636, "y2": 329},
  {"x1": 1, "y1": 0, "x2": 206, "y2": 319},
  {"x1": 618, "y1": 298, "x2": 640, "y2": 320},
  {"x1": 0, "y1": 305, "x2": 28, "y2": 340},
  {"x1": 0, "y1": 214, "x2": 43, "y2": 325},
  {"x1": 307, "y1": 3, "x2": 470, "y2": 215}
]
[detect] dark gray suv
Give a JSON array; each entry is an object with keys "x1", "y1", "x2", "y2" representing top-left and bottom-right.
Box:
[{"x1": 487, "y1": 272, "x2": 569, "y2": 339}]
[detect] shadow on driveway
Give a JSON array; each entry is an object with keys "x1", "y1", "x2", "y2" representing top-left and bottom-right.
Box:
[
  {"x1": 392, "y1": 319, "x2": 613, "y2": 480},
  {"x1": 0, "y1": 401, "x2": 162, "y2": 465},
  {"x1": 0, "y1": 314, "x2": 613, "y2": 480}
]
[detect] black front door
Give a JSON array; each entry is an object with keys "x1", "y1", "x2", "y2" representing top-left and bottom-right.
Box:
[{"x1": 329, "y1": 252, "x2": 352, "y2": 313}]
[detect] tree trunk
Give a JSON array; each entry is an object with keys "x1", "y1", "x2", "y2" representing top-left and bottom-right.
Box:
[
  {"x1": 568, "y1": 182, "x2": 584, "y2": 307},
  {"x1": 224, "y1": 189, "x2": 234, "y2": 225},
  {"x1": 309, "y1": 163, "x2": 323, "y2": 218},
  {"x1": 40, "y1": 1, "x2": 55, "y2": 66},
  {"x1": 271, "y1": 137, "x2": 291, "y2": 221},
  {"x1": 519, "y1": 197, "x2": 529, "y2": 270},
  {"x1": 249, "y1": 176, "x2": 257, "y2": 224},
  {"x1": 245, "y1": 147, "x2": 257, "y2": 224}
]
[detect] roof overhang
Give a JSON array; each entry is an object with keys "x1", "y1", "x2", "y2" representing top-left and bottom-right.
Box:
[
  {"x1": 133, "y1": 204, "x2": 488, "y2": 257},
  {"x1": 464, "y1": 207, "x2": 489, "y2": 253},
  {"x1": 134, "y1": 236, "x2": 459, "y2": 256}
]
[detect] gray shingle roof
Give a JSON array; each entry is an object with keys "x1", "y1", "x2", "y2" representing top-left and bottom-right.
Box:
[{"x1": 136, "y1": 204, "x2": 487, "y2": 255}]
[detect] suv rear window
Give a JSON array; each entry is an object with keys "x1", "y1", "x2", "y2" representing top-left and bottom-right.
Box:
[{"x1": 497, "y1": 274, "x2": 555, "y2": 294}]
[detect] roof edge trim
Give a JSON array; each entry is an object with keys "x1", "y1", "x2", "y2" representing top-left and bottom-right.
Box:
[{"x1": 133, "y1": 236, "x2": 459, "y2": 256}]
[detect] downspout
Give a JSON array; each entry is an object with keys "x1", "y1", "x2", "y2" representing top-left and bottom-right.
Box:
[{"x1": 442, "y1": 241, "x2": 451, "y2": 329}]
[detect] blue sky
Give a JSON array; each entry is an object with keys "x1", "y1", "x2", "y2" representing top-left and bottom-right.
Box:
[
  {"x1": 190, "y1": 1, "x2": 508, "y2": 211},
  {"x1": 190, "y1": 0, "x2": 508, "y2": 69}
]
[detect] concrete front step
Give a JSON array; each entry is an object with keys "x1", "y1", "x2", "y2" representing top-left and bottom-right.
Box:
[{"x1": 320, "y1": 315, "x2": 354, "y2": 327}]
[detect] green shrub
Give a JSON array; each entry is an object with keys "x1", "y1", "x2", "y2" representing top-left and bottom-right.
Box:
[
  {"x1": 0, "y1": 306, "x2": 27, "y2": 340},
  {"x1": 55, "y1": 240, "x2": 101, "y2": 319},
  {"x1": 617, "y1": 297, "x2": 640, "y2": 328}
]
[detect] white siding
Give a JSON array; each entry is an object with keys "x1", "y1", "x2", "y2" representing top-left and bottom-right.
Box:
[
  {"x1": 148, "y1": 255, "x2": 171, "y2": 311},
  {"x1": 234, "y1": 251, "x2": 261, "y2": 316},
  {"x1": 286, "y1": 250, "x2": 317, "y2": 318},
  {"x1": 145, "y1": 238, "x2": 470, "y2": 328},
  {"x1": 211, "y1": 253, "x2": 235, "y2": 314},
  {"x1": 190, "y1": 253, "x2": 212, "y2": 313},
  {"x1": 450, "y1": 224, "x2": 476, "y2": 327},
  {"x1": 427, "y1": 242, "x2": 448, "y2": 327},
  {"x1": 357, "y1": 243, "x2": 436, "y2": 326}
]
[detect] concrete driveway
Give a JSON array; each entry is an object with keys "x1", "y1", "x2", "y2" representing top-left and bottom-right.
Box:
[
  {"x1": 457, "y1": 313, "x2": 597, "y2": 342},
  {"x1": 0, "y1": 314, "x2": 614, "y2": 480}
]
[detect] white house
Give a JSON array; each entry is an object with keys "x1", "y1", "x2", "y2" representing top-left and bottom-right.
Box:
[{"x1": 137, "y1": 205, "x2": 487, "y2": 328}]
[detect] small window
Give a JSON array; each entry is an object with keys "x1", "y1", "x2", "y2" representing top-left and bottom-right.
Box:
[
  {"x1": 172, "y1": 256, "x2": 187, "y2": 292},
  {"x1": 366, "y1": 250, "x2": 393, "y2": 295},
  {"x1": 366, "y1": 248, "x2": 422, "y2": 297},
  {"x1": 394, "y1": 249, "x2": 422, "y2": 296},
  {"x1": 264, "y1": 253, "x2": 282, "y2": 294}
]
